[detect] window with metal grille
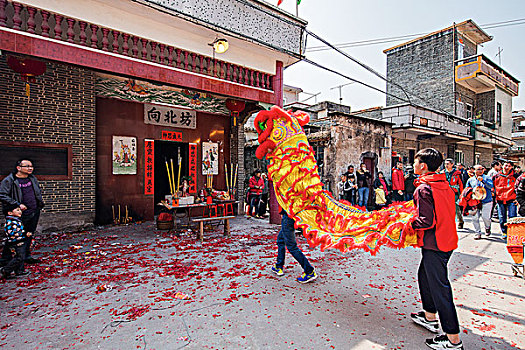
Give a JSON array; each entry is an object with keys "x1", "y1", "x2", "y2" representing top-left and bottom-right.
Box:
[{"x1": 0, "y1": 142, "x2": 72, "y2": 180}]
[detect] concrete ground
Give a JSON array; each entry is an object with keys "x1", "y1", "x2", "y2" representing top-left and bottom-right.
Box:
[{"x1": 0, "y1": 214, "x2": 523, "y2": 350}]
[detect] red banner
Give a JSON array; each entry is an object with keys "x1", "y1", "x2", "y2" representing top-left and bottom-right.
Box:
[
  {"x1": 144, "y1": 139, "x2": 154, "y2": 195},
  {"x1": 189, "y1": 143, "x2": 197, "y2": 193},
  {"x1": 161, "y1": 130, "x2": 183, "y2": 142}
]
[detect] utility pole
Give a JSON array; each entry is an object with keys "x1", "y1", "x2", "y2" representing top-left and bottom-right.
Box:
[
  {"x1": 330, "y1": 82, "x2": 354, "y2": 104},
  {"x1": 495, "y1": 47, "x2": 503, "y2": 66}
]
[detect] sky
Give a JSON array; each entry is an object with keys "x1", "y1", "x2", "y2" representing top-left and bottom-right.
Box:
[{"x1": 276, "y1": 0, "x2": 525, "y2": 112}]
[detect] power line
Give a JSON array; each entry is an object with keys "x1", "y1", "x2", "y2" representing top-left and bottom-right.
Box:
[
  {"x1": 306, "y1": 18, "x2": 525, "y2": 52},
  {"x1": 305, "y1": 29, "x2": 412, "y2": 102},
  {"x1": 300, "y1": 58, "x2": 512, "y2": 146}
]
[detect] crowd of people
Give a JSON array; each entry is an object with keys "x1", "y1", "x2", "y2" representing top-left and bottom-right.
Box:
[{"x1": 336, "y1": 158, "x2": 524, "y2": 241}]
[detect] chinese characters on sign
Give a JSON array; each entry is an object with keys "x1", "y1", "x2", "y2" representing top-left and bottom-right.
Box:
[
  {"x1": 144, "y1": 103, "x2": 196, "y2": 129},
  {"x1": 189, "y1": 143, "x2": 197, "y2": 193},
  {"x1": 161, "y1": 130, "x2": 183, "y2": 142},
  {"x1": 112, "y1": 136, "x2": 137, "y2": 175},
  {"x1": 202, "y1": 142, "x2": 218, "y2": 175},
  {"x1": 144, "y1": 139, "x2": 154, "y2": 195}
]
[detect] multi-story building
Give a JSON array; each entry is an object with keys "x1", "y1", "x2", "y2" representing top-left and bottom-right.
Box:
[
  {"x1": 0, "y1": 0, "x2": 306, "y2": 230},
  {"x1": 507, "y1": 110, "x2": 525, "y2": 167},
  {"x1": 383, "y1": 19, "x2": 519, "y2": 166}
]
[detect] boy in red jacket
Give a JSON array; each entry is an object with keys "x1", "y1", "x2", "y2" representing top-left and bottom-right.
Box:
[{"x1": 410, "y1": 148, "x2": 463, "y2": 349}]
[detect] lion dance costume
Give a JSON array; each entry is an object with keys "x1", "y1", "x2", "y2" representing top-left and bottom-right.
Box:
[{"x1": 254, "y1": 106, "x2": 418, "y2": 255}]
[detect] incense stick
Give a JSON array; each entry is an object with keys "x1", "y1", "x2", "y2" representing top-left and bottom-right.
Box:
[{"x1": 165, "y1": 160, "x2": 173, "y2": 195}]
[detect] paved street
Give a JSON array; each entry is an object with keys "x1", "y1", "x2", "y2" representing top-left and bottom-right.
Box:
[{"x1": 0, "y1": 215, "x2": 523, "y2": 349}]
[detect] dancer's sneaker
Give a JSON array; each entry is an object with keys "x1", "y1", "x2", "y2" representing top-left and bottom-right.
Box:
[
  {"x1": 271, "y1": 265, "x2": 284, "y2": 276},
  {"x1": 425, "y1": 334, "x2": 464, "y2": 349},
  {"x1": 410, "y1": 311, "x2": 439, "y2": 333},
  {"x1": 474, "y1": 233, "x2": 482, "y2": 240},
  {"x1": 297, "y1": 271, "x2": 317, "y2": 283}
]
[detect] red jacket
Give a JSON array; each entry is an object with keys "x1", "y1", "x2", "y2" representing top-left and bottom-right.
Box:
[
  {"x1": 412, "y1": 172, "x2": 458, "y2": 252},
  {"x1": 392, "y1": 168, "x2": 405, "y2": 191},
  {"x1": 458, "y1": 187, "x2": 482, "y2": 215},
  {"x1": 493, "y1": 170, "x2": 518, "y2": 204},
  {"x1": 249, "y1": 176, "x2": 264, "y2": 195}
]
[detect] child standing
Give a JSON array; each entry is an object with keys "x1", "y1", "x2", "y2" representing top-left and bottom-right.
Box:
[
  {"x1": 410, "y1": 148, "x2": 463, "y2": 349},
  {"x1": 1, "y1": 204, "x2": 30, "y2": 279},
  {"x1": 336, "y1": 174, "x2": 347, "y2": 201}
]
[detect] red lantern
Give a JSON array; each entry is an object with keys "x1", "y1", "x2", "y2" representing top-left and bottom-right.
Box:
[
  {"x1": 225, "y1": 99, "x2": 245, "y2": 126},
  {"x1": 7, "y1": 56, "x2": 46, "y2": 97}
]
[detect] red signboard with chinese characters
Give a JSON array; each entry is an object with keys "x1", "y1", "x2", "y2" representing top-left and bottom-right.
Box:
[
  {"x1": 189, "y1": 143, "x2": 197, "y2": 193},
  {"x1": 144, "y1": 139, "x2": 154, "y2": 195},
  {"x1": 161, "y1": 130, "x2": 183, "y2": 142}
]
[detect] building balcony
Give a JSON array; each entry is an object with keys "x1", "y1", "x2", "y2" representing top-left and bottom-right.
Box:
[
  {"x1": 455, "y1": 54, "x2": 519, "y2": 96},
  {"x1": 381, "y1": 104, "x2": 471, "y2": 140},
  {"x1": 512, "y1": 131, "x2": 525, "y2": 139},
  {"x1": 0, "y1": 0, "x2": 305, "y2": 101}
]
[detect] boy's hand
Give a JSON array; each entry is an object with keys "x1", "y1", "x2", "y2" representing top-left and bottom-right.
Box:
[{"x1": 27, "y1": 232, "x2": 32, "y2": 237}]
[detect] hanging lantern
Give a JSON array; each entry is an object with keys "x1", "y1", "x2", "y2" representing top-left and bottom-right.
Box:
[
  {"x1": 7, "y1": 56, "x2": 46, "y2": 98},
  {"x1": 225, "y1": 99, "x2": 245, "y2": 126}
]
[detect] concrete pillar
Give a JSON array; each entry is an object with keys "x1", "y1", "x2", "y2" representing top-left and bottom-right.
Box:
[{"x1": 269, "y1": 60, "x2": 284, "y2": 224}]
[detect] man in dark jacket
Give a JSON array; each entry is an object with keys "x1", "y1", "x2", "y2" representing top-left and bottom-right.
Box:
[
  {"x1": 0, "y1": 159, "x2": 44, "y2": 264},
  {"x1": 404, "y1": 165, "x2": 417, "y2": 201},
  {"x1": 356, "y1": 163, "x2": 372, "y2": 208}
]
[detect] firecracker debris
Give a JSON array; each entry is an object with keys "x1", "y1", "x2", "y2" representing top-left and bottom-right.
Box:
[{"x1": 0, "y1": 216, "x2": 523, "y2": 349}]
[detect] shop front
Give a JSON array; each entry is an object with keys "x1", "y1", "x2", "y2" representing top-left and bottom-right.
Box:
[{"x1": 95, "y1": 74, "x2": 232, "y2": 224}]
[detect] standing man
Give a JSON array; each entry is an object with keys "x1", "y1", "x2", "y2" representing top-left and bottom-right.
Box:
[
  {"x1": 392, "y1": 162, "x2": 405, "y2": 202},
  {"x1": 487, "y1": 161, "x2": 502, "y2": 220},
  {"x1": 0, "y1": 159, "x2": 44, "y2": 264},
  {"x1": 248, "y1": 170, "x2": 263, "y2": 217},
  {"x1": 404, "y1": 165, "x2": 417, "y2": 201},
  {"x1": 493, "y1": 161, "x2": 519, "y2": 239},
  {"x1": 456, "y1": 163, "x2": 468, "y2": 187},
  {"x1": 443, "y1": 159, "x2": 464, "y2": 229},
  {"x1": 409, "y1": 148, "x2": 463, "y2": 349},
  {"x1": 356, "y1": 163, "x2": 372, "y2": 209},
  {"x1": 465, "y1": 165, "x2": 494, "y2": 240},
  {"x1": 271, "y1": 210, "x2": 317, "y2": 283}
]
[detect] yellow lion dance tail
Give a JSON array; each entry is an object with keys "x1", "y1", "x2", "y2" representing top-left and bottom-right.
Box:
[{"x1": 254, "y1": 106, "x2": 418, "y2": 255}]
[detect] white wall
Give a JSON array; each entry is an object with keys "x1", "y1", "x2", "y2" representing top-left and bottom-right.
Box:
[{"x1": 17, "y1": 0, "x2": 302, "y2": 73}]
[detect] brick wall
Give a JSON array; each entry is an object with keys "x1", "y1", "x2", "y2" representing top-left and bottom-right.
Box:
[
  {"x1": 0, "y1": 55, "x2": 96, "y2": 232},
  {"x1": 386, "y1": 31, "x2": 455, "y2": 114}
]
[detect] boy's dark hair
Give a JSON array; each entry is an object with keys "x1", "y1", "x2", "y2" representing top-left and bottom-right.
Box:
[
  {"x1": 415, "y1": 148, "x2": 443, "y2": 172},
  {"x1": 2, "y1": 203, "x2": 20, "y2": 216},
  {"x1": 491, "y1": 160, "x2": 501, "y2": 168},
  {"x1": 347, "y1": 165, "x2": 354, "y2": 169}
]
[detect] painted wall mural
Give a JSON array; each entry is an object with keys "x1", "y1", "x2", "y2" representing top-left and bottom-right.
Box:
[
  {"x1": 96, "y1": 73, "x2": 230, "y2": 115},
  {"x1": 202, "y1": 141, "x2": 219, "y2": 175},
  {"x1": 113, "y1": 136, "x2": 137, "y2": 175}
]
